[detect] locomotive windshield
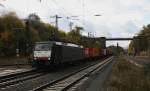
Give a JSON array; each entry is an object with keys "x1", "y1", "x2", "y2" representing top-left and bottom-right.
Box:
[{"x1": 34, "y1": 43, "x2": 52, "y2": 51}]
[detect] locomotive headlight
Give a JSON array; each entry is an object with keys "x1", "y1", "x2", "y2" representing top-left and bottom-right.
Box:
[
  {"x1": 48, "y1": 57, "x2": 50, "y2": 60},
  {"x1": 34, "y1": 57, "x2": 37, "y2": 60}
]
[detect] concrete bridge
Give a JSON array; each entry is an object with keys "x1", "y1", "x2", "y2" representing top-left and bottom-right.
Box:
[
  {"x1": 106, "y1": 38, "x2": 133, "y2": 41},
  {"x1": 93, "y1": 37, "x2": 133, "y2": 48}
]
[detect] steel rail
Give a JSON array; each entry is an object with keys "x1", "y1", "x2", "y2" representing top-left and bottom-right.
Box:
[
  {"x1": 31, "y1": 56, "x2": 113, "y2": 91},
  {"x1": 0, "y1": 69, "x2": 47, "y2": 89}
]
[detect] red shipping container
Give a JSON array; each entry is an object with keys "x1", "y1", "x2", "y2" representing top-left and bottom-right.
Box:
[
  {"x1": 84, "y1": 48, "x2": 90, "y2": 58},
  {"x1": 92, "y1": 48, "x2": 100, "y2": 57}
]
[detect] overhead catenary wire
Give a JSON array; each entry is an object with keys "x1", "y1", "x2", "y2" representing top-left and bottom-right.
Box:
[
  {"x1": 52, "y1": 0, "x2": 72, "y2": 16},
  {"x1": 52, "y1": 0, "x2": 84, "y2": 27},
  {"x1": 38, "y1": 0, "x2": 84, "y2": 31}
]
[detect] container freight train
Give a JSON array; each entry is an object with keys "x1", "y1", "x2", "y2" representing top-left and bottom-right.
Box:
[{"x1": 32, "y1": 41, "x2": 108, "y2": 67}]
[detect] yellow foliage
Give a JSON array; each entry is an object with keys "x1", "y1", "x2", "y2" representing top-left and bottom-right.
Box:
[{"x1": 1, "y1": 31, "x2": 12, "y2": 42}]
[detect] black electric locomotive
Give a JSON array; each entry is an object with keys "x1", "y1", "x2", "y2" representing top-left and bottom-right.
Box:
[{"x1": 32, "y1": 41, "x2": 84, "y2": 67}]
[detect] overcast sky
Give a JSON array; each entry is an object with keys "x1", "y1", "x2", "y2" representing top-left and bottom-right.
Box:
[{"x1": 1, "y1": 0, "x2": 150, "y2": 48}]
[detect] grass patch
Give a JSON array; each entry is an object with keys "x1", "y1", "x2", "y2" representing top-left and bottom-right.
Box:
[{"x1": 104, "y1": 56, "x2": 150, "y2": 91}]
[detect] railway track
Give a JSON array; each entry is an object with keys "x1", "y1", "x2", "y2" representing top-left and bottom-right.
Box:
[
  {"x1": 31, "y1": 56, "x2": 114, "y2": 91},
  {"x1": 0, "y1": 69, "x2": 46, "y2": 89}
]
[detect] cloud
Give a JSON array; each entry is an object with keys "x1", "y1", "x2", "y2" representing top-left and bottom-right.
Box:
[{"x1": 1, "y1": 0, "x2": 150, "y2": 48}]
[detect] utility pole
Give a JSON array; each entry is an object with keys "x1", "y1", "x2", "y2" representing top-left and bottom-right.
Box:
[
  {"x1": 50, "y1": 15, "x2": 62, "y2": 41},
  {"x1": 13, "y1": 28, "x2": 24, "y2": 58},
  {"x1": 67, "y1": 16, "x2": 79, "y2": 32},
  {"x1": 51, "y1": 15, "x2": 62, "y2": 31},
  {"x1": 88, "y1": 32, "x2": 90, "y2": 37},
  {"x1": 25, "y1": 20, "x2": 32, "y2": 57},
  {"x1": 88, "y1": 32, "x2": 93, "y2": 38},
  {"x1": 117, "y1": 42, "x2": 119, "y2": 55},
  {"x1": 148, "y1": 36, "x2": 150, "y2": 57},
  {"x1": 69, "y1": 22, "x2": 73, "y2": 31}
]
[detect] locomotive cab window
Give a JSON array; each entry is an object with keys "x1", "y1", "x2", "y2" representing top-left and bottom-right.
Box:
[{"x1": 34, "y1": 43, "x2": 52, "y2": 51}]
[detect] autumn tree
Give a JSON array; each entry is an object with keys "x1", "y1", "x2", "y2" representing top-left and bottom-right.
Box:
[
  {"x1": 68, "y1": 26, "x2": 83, "y2": 44},
  {"x1": 107, "y1": 45, "x2": 124, "y2": 55},
  {"x1": 0, "y1": 12, "x2": 25, "y2": 56},
  {"x1": 128, "y1": 24, "x2": 150, "y2": 56}
]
